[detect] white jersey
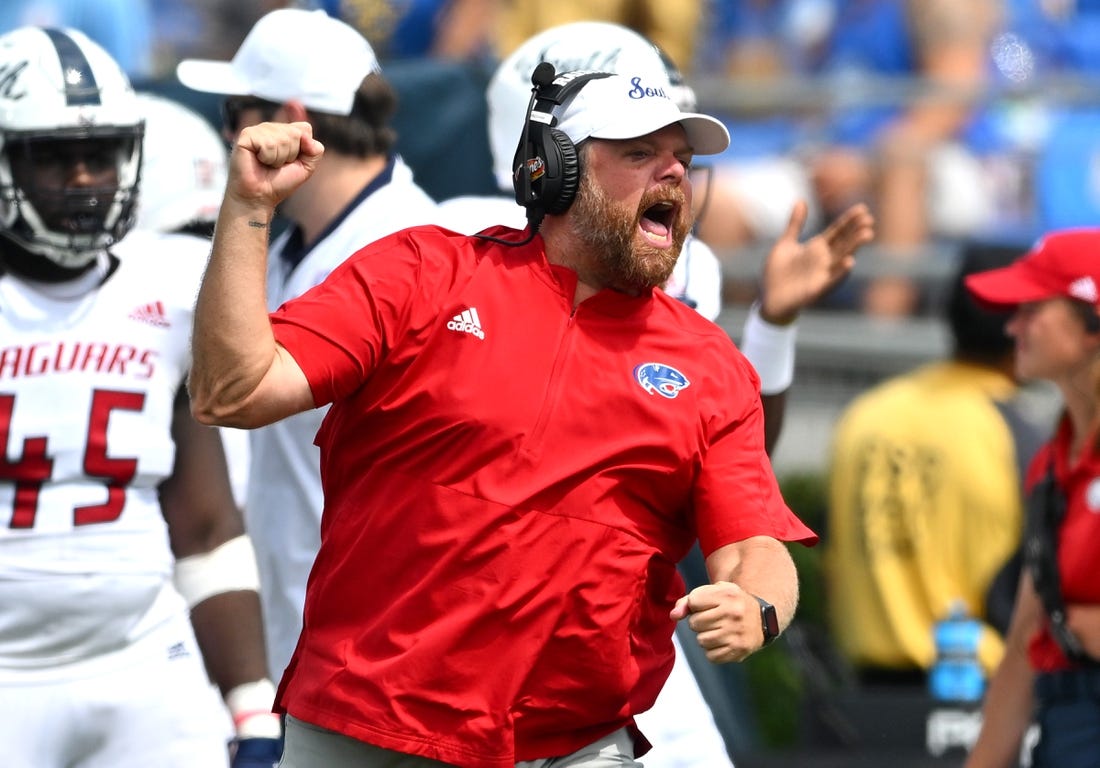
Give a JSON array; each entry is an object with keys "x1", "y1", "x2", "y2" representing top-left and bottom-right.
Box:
[
  {"x1": 434, "y1": 194, "x2": 724, "y2": 321},
  {"x1": 248, "y1": 155, "x2": 438, "y2": 679},
  {"x1": 0, "y1": 230, "x2": 206, "y2": 669}
]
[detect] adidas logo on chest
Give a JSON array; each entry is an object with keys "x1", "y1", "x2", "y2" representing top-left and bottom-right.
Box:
[
  {"x1": 129, "y1": 300, "x2": 170, "y2": 328},
  {"x1": 446, "y1": 306, "x2": 485, "y2": 340}
]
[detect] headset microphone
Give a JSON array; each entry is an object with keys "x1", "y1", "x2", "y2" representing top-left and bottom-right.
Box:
[{"x1": 475, "y1": 63, "x2": 556, "y2": 248}]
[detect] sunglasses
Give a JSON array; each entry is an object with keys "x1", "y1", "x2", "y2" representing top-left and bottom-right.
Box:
[{"x1": 220, "y1": 96, "x2": 282, "y2": 134}]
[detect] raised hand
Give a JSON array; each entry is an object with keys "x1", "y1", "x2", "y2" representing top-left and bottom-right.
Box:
[
  {"x1": 227, "y1": 120, "x2": 325, "y2": 210},
  {"x1": 759, "y1": 201, "x2": 875, "y2": 324}
]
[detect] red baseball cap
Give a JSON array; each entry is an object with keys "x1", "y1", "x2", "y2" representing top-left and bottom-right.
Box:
[{"x1": 964, "y1": 228, "x2": 1100, "y2": 310}]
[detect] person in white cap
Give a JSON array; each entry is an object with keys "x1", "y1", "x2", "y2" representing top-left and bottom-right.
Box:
[
  {"x1": 434, "y1": 22, "x2": 726, "y2": 321},
  {"x1": 433, "y1": 21, "x2": 875, "y2": 766},
  {"x1": 439, "y1": 21, "x2": 873, "y2": 453},
  {"x1": 190, "y1": 59, "x2": 875, "y2": 766},
  {"x1": 176, "y1": 7, "x2": 439, "y2": 684}
]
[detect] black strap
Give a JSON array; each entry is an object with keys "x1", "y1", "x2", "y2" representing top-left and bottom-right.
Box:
[{"x1": 1024, "y1": 456, "x2": 1100, "y2": 666}]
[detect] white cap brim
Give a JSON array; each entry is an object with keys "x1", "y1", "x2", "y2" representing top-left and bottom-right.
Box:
[
  {"x1": 555, "y1": 74, "x2": 730, "y2": 156},
  {"x1": 176, "y1": 60, "x2": 252, "y2": 97},
  {"x1": 588, "y1": 112, "x2": 729, "y2": 156}
]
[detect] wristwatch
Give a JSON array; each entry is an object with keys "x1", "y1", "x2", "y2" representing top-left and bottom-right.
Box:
[{"x1": 753, "y1": 595, "x2": 780, "y2": 646}]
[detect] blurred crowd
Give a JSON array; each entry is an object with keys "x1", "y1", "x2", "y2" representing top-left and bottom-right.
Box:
[{"x1": 4, "y1": 0, "x2": 1100, "y2": 320}]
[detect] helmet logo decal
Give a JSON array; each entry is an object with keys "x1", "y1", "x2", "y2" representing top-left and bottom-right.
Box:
[
  {"x1": 0, "y1": 61, "x2": 28, "y2": 99},
  {"x1": 43, "y1": 29, "x2": 100, "y2": 106},
  {"x1": 633, "y1": 362, "x2": 690, "y2": 399}
]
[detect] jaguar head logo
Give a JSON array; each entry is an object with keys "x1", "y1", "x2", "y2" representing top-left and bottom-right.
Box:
[{"x1": 633, "y1": 362, "x2": 689, "y2": 399}]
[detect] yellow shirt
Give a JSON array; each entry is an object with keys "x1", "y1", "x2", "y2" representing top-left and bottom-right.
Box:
[{"x1": 826, "y1": 361, "x2": 1028, "y2": 673}]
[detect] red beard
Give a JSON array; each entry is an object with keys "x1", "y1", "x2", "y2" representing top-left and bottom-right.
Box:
[{"x1": 569, "y1": 172, "x2": 692, "y2": 293}]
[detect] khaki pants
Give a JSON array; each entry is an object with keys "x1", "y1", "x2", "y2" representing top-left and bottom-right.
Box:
[{"x1": 279, "y1": 715, "x2": 641, "y2": 767}]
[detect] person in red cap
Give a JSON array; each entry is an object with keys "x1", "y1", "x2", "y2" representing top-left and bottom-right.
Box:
[{"x1": 964, "y1": 228, "x2": 1100, "y2": 768}]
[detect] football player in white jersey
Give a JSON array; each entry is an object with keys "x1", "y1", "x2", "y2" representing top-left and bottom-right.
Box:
[
  {"x1": 133, "y1": 90, "x2": 252, "y2": 513},
  {"x1": 0, "y1": 26, "x2": 280, "y2": 768},
  {"x1": 132, "y1": 92, "x2": 227, "y2": 238},
  {"x1": 174, "y1": 8, "x2": 440, "y2": 685},
  {"x1": 434, "y1": 22, "x2": 874, "y2": 766}
]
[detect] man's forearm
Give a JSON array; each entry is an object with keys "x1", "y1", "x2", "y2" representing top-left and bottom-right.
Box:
[
  {"x1": 708, "y1": 536, "x2": 800, "y2": 632},
  {"x1": 189, "y1": 198, "x2": 278, "y2": 426}
]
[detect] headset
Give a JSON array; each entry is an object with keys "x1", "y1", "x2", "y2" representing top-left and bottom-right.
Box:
[{"x1": 479, "y1": 63, "x2": 611, "y2": 247}]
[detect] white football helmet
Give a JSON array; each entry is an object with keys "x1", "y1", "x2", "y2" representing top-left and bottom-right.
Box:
[
  {"x1": 0, "y1": 26, "x2": 143, "y2": 269},
  {"x1": 134, "y1": 92, "x2": 227, "y2": 234},
  {"x1": 655, "y1": 45, "x2": 699, "y2": 112},
  {"x1": 486, "y1": 22, "x2": 675, "y2": 192}
]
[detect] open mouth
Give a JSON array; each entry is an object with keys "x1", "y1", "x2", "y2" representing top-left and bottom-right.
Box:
[{"x1": 639, "y1": 200, "x2": 677, "y2": 246}]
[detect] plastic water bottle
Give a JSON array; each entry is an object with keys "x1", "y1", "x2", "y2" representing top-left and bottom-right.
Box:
[{"x1": 928, "y1": 600, "x2": 985, "y2": 704}]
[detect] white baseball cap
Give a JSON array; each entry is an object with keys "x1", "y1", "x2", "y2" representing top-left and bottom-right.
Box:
[
  {"x1": 486, "y1": 22, "x2": 673, "y2": 190},
  {"x1": 552, "y1": 72, "x2": 729, "y2": 156},
  {"x1": 176, "y1": 9, "x2": 380, "y2": 116}
]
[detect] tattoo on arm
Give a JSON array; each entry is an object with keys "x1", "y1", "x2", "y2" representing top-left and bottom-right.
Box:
[{"x1": 247, "y1": 220, "x2": 267, "y2": 229}]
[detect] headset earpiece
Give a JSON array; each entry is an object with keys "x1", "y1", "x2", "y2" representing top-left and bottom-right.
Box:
[
  {"x1": 512, "y1": 65, "x2": 612, "y2": 228},
  {"x1": 543, "y1": 129, "x2": 579, "y2": 215}
]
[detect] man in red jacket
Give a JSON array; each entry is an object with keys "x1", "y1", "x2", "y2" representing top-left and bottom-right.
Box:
[{"x1": 189, "y1": 66, "x2": 869, "y2": 767}]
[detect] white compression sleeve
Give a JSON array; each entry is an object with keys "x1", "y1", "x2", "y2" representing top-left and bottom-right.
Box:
[
  {"x1": 739, "y1": 302, "x2": 797, "y2": 396},
  {"x1": 173, "y1": 534, "x2": 261, "y2": 609}
]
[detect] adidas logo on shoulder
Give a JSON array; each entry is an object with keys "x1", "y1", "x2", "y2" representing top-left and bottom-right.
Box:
[{"x1": 446, "y1": 307, "x2": 485, "y2": 340}]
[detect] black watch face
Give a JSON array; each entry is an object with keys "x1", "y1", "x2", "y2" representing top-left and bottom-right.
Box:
[
  {"x1": 763, "y1": 604, "x2": 780, "y2": 640},
  {"x1": 757, "y1": 597, "x2": 779, "y2": 643}
]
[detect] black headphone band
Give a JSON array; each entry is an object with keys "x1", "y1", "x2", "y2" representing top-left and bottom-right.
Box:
[{"x1": 530, "y1": 69, "x2": 613, "y2": 114}]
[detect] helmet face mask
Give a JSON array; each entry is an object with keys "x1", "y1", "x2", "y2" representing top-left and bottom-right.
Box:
[
  {"x1": 0, "y1": 27, "x2": 143, "y2": 271},
  {"x1": 5, "y1": 130, "x2": 140, "y2": 254}
]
